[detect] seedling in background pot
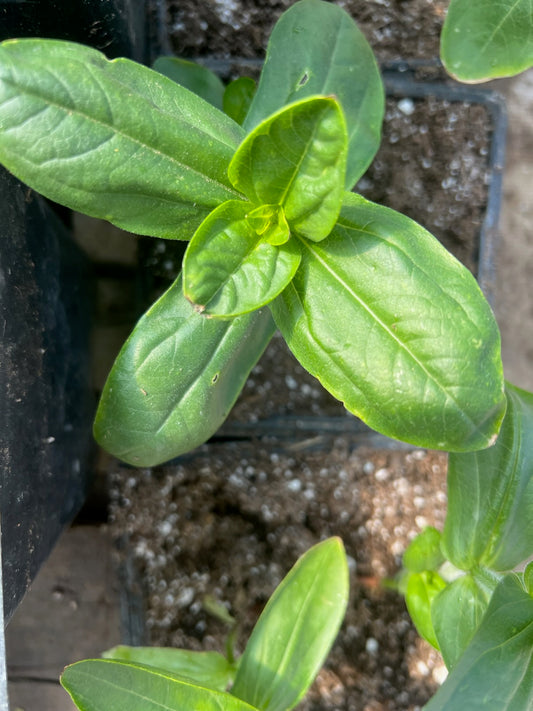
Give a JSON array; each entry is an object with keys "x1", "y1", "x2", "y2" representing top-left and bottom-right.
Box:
[
  {"x1": 399, "y1": 382, "x2": 533, "y2": 710},
  {"x1": 61, "y1": 537, "x2": 349, "y2": 711}
]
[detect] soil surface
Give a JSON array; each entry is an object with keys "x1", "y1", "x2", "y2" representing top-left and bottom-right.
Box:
[
  {"x1": 165, "y1": 0, "x2": 448, "y2": 62},
  {"x1": 110, "y1": 442, "x2": 448, "y2": 710}
]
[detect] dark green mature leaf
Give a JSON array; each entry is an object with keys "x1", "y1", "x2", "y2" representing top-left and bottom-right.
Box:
[
  {"x1": 224, "y1": 77, "x2": 257, "y2": 125},
  {"x1": 61, "y1": 659, "x2": 258, "y2": 711},
  {"x1": 153, "y1": 56, "x2": 225, "y2": 109},
  {"x1": 271, "y1": 193, "x2": 506, "y2": 452},
  {"x1": 183, "y1": 200, "x2": 300, "y2": 318},
  {"x1": 0, "y1": 39, "x2": 243, "y2": 239},
  {"x1": 443, "y1": 383, "x2": 533, "y2": 571},
  {"x1": 231, "y1": 538, "x2": 349, "y2": 711},
  {"x1": 229, "y1": 97, "x2": 347, "y2": 242},
  {"x1": 94, "y1": 275, "x2": 275, "y2": 466},
  {"x1": 405, "y1": 571, "x2": 447, "y2": 649},
  {"x1": 441, "y1": 0, "x2": 533, "y2": 82},
  {"x1": 431, "y1": 575, "x2": 490, "y2": 670},
  {"x1": 424, "y1": 574, "x2": 533, "y2": 710},
  {"x1": 244, "y1": 0, "x2": 384, "y2": 188},
  {"x1": 103, "y1": 646, "x2": 236, "y2": 691},
  {"x1": 403, "y1": 527, "x2": 446, "y2": 574}
]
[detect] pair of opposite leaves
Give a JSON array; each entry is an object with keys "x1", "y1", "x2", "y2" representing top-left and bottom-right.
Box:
[{"x1": 182, "y1": 95, "x2": 347, "y2": 318}]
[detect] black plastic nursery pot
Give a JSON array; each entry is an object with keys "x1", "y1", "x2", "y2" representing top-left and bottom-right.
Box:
[
  {"x1": 0, "y1": 168, "x2": 94, "y2": 623},
  {"x1": 0, "y1": 5, "x2": 150, "y2": 706},
  {"x1": 0, "y1": 0, "x2": 148, "y2": 620}
]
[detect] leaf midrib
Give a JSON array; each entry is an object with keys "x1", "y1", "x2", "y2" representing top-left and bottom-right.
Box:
[
  {"x1": 296, "y1": 233, "x2": 480, "y2": 432},
  {"x1": 0, "y1": 69, "x2": 242, "y2": 197}
]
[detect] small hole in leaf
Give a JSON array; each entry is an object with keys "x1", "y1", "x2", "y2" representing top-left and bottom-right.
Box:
[
  {"x1": 211, "y1": 373, "x2": 219, "y2": 384},
  {"x1": 297, "y1": 72, "x2": 309, "y2": 88}
]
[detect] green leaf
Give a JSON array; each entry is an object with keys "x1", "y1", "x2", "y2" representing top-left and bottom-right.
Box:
[
  {"x1": 231, "y1": 537, "x2": 349, "y2": 711},
  {"x1": 244, "y1": 0, "x2": 384, "y2": 188},
  {"x1": 153, "y1": 56, "x2": 225, "y2": 109},
  {"x1": 229, "y1": 96, "x2": 347, "y2": 242},
  {"x1": 270, "y1": 192, "x2": 506, "y2": 453},
  {"x1": 0, "y1": 38, "x2": 243, "y2": 239},
  {"x1": 524, "y1": 562, "x2": 533, "y2": 596},
  {"x1": 431, "y1": 575, "x2": 490, "y2": 670},
  {"x1": 246, "y1": 204, "x2": 290, "y2": 246},
  {"x1": 223, "y1": 77, "x2": 256, "y2": 125},
  {"x1": 443, "y1": 383, "x2": 533, "y2": 571},
  {"x1": 61, "y1": 659, "x2": 258, "y2": 711},
  {"x1": 183, "y1": 200, "x2": 300, "y2": 318},
  {"x1": 103, "y1": 646, "x2": 236, "y2": 691},
  {"x1": 403, "y1": 527, "x2": 446, "y2": 574},
  {"x1": 405, "y1": 571, "x2": 447, "y2": 650},
  {"x1": 441, "y1": 0, "x2": 533, "y2": 83},
  {"x1": 424, "y1": 574, "x2": 533, "y2": 711},
  {"x1": 93, "y1": 274, "x2": 275, "y2": 466}
]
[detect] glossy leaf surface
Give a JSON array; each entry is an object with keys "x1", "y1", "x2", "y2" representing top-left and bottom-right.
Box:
[
  {"x1": 0, "y1": 39, "x2": 243, "y2": 239},
  {"x1": 153, "y1": 56, "x2": 225, "y2": 109},
  {"x1": 94, "y1": 275, "x2": 275, "y2": 466},
  {"x1": 231, "y1": 538, "x2": 349, "y2": 711},
  {"x1": 183, "y1": 200, "x2": 300, "y2": 317},
  {"x1": 61, "y1": 659, "x2": 258, "y2": 711},
  {"x1": 424, "y1": 574, "x2": 533, "y2": 710},
  {"x1": 405, "y1": 571, "x2": 447, "y2": 649},
  {"x1": 271, "y1": 193, "x2": 505, "y2": 452},
  {"x1": 441, "y1": 0, "x2": 533, "y2": 82},
  {"x1": 224, "y1": 77, "x2": 256, "y2": 125},
  {"x1": 524, "y1": 562, "x2": 533, "y2": 595},
  {"x1": 103, "y1": 645, "x2": 236, "y2": 691},
  {"x1": 229, "y1": 97, "x2": 347, "y2": 242},
  {"x1": 443, "y1": 383, "x2": 533, "y2": 571},
  {"x1": 431, "y1": 575, "x2": 490, "y2": 670},
  {"x1": 403, "y1": 527, "x2": 446, "y2": 574},
  {"x1": 244, "y1": 0, "x2": 384, "y2": 188}
]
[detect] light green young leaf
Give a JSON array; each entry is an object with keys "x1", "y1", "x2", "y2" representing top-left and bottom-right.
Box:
[
  {"x1": 153, "y1": 56, "x2": 225, "y2": 109},
  {"x1": 61, "y1": 659, "x2": 258, "y2": 711},
  {"x1": 244, "y1": 0, "x2": 384, "y2": 189},
  {"x1": 443, "y1": 383, "x2": 533, "y2": 572},
  {"x1": 229, "y1": 96, "x2": 347, "y2": 242},
  {"x1": 270, "y1": 192, "x2": 506, "y2": 453},
  {"x1": 431, "y1": 575, "x2": 490, "y2": 670},
  {"x1": 424, "y1": 574, "x2": 533, "y2": 710},
  {"x1": 523, "y1": 561, "x2": 533, "y2": 597},
  {"x1": 524, "y1": 562, "x2": 533, "y2": 596},
  {"x1": 246, "y1": 204, "x2": 290, "y2": 246},
  {"x1": 403, "y1": 527, "x2": 446, "y2": 574},
  {"x1": 103, "y1": 646, "x2": 236, "y2": 691},
  {"x1": 183, "y1": 200, "x2": 300, "y2": 318},
  {"x1": 405, "y1": 571, "x2": 447, "y2": 650},
  {"x1": 0, "y1": 39, "x2": 243, "y2": 239},
  {"x1": 224, "y1": 77, "x2": 257, "y2": 125},
  {"x1": 441, "y1": 0, "x2": 533, "y2": 82},
  {"x1": 93, "y1": 275, "x2": 275, "y2": 466},
  {"x1": 231, "y1": 537, "x2": 349, "y2": 711}
]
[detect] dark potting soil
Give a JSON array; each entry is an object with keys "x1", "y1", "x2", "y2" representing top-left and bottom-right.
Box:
[
  {"x1": 110, "y1": 442, "x2": 449, "y2": 710},
  {"x1": 164, "y1": 0, "x2": 448, "y2": 63}
]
